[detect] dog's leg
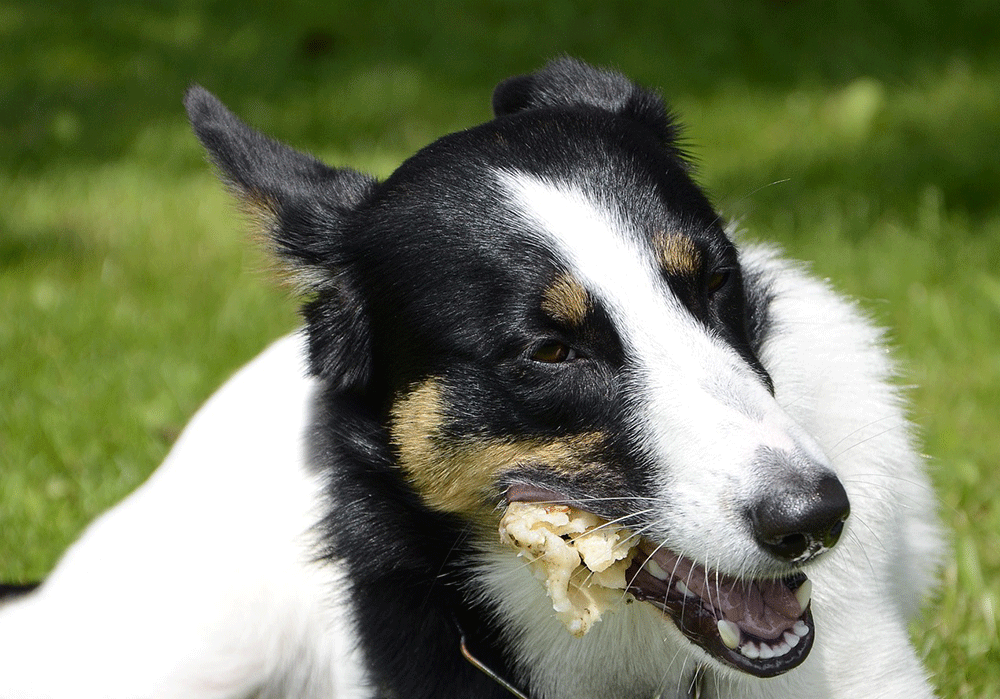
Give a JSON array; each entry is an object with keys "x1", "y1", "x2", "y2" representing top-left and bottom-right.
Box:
[{"x1": 0, "y1": 335, "x2": 366, "y2": 699}]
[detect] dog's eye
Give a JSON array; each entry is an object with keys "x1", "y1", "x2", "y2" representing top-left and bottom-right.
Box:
[
  {"x1": 531, "y1": 341, "x2": 578, "y2": 363},
  {"x1": 707, "y1": 269, "x2": 731, "y2": 295}
]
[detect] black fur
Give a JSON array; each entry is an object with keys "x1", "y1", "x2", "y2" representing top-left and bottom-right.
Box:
[
  {"x1": 493, "y1": 57, "x2": 686, "y2": 164},
  {"x1": 187, "y1": 58, "x2": 775, "y2": 698},
  {"x1": 185, "y1": 86, "x2": 377, "y2": 394},
  {"x1": 0, "y1": 583, "x2": 40, "y2": 602}
]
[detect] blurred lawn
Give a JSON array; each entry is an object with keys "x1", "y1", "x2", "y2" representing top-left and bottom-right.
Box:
[{"x1": 1, "y1": 0, "x2": 998, "y2": 695}]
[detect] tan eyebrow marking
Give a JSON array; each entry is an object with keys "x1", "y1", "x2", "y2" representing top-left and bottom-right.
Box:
[
  {"x1": 652, "y1": 231, "x2": 701, "y2": 276},
  {"x1": 541, "y1": 272, "x2": 591, "y2": 326}
]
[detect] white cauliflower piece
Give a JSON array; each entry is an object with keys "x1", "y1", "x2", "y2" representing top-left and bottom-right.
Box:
[{"x1": 499, "y1": 501, "x2": 637, "y2": 636}]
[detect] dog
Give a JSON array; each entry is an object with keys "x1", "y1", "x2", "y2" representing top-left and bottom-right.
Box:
[{"x1": 0, "y1": 59, "x2": 942, "y2": 699}]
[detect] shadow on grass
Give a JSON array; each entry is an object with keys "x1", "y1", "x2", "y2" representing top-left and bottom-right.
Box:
[{"x1": 3, "y1": 0, "x2": 998, "y2": 185}]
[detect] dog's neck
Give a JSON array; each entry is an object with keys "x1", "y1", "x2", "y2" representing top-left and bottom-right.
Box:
[{"x1": 460, "y1": 625, "x2": 707, "y2": 699}]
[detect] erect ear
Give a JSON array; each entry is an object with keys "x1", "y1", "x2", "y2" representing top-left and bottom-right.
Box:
[
  {"x1": 184, "y1": 85, "x2": 375, "y2": 281},
  {"x1": 185, "y1": 85, "x2": 375, "y2": 391},
  {"x1": 492, "y1": 57, "x2": 684, "y2": 155}
]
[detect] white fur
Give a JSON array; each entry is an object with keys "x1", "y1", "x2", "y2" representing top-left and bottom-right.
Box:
[
  {"x1": 477, "y1": 246, "x2": 944, "y2": 697},
  {"x1": 0, "y1": 334, "x2": 368, "y2": 699},
  {"x1": 0, "y1": 244, "x2": 941, "y2": 698},
  {"x1": 479, "y1": 171, "x2": 943, "y2": 697},
  {"x1": 498, "y1": 171, "x2": 837, "y2": 574}
]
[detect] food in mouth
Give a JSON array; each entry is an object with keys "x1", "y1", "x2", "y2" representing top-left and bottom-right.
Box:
[
  {"x1": 499, "y1": 501, "x2": 637, "y2": 636},
  {"x1": 498, "y1": 500, "x2": 815, "y2": 677}
]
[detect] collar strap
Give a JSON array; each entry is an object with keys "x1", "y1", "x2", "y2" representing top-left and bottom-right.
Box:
[
  {"x1": 458, "y1": 629, "x2": 532, "y2": 699},
  {"x1": 457, "y1": 628, "x2": 706, "y2": 699}
]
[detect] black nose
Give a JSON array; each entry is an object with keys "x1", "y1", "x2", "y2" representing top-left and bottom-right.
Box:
[{"x1": 748, "y1": 472, "x2": 850, "y2": 562}]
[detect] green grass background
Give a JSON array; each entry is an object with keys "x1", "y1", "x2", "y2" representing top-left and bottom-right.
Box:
[{"x1": 1, "y1": 0, "x2": 997, "y2": 695}]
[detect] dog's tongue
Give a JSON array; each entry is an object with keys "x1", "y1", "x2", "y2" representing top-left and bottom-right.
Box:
[
  {"x1": 692, "y1": 568, "x2": 802, "y2": 639},
  {"x1": 643, "y1": 547, "x2": 804, "y2": 640}
]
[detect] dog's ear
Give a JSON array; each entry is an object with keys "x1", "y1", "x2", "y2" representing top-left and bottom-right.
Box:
[
  {"x1": 184, "y1": 85, "x2": 375, "y2": 279},
  {"x1": 492, "y1": 57, "x2": 682, "y2": 151},
  {"x1": 185, "y1": 85, "x2": 375, "y2": 391}
]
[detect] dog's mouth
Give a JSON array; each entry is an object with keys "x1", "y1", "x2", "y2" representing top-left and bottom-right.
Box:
[
  {"x1": 626, "y1": 544, "x2": 813, "y2": 678},
  {"x1": 503, "y1": 485, "x2": 814, "y2": 678}
]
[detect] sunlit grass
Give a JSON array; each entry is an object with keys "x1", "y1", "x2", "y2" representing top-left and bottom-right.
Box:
[{"x1": 1, "y1": 1, "x2": 998, "y2": 695}]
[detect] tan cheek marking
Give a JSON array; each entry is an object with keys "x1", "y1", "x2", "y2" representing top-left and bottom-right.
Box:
[
  {"x1": 653, "y1": 232, "x2": 701, "y2": 276},
  {"x1": 390, "y1": 379, "x2": 605, "y2": 517},
  {"x1": 541, "y1": 273, "x2": 591, "y2": 327}
]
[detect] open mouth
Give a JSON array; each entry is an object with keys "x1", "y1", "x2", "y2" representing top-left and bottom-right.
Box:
[
  {"x1": 503, "y1": 486, "x2": 814, "y2": 678},
  {"x1": 626, "y1": 544, "x2": 813, "y2": 678}
]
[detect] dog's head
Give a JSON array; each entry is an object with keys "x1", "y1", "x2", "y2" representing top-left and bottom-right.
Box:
[{"x1": 187, "y1": 59, "x2": 849, "y2": 683}]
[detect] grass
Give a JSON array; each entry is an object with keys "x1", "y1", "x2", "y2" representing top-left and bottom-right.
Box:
[{"x1": 1, "y1": 0, "x2": 998, "y2": 695}]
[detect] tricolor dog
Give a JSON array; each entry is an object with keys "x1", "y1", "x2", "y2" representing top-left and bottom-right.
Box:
[{"x1": 0, "y1": 59, "x2": 942, "y2": 698}]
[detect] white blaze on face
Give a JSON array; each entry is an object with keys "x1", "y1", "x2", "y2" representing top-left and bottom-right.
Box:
[{"x1": 497, "y1": 170, "x2": 828, "y2": 570}]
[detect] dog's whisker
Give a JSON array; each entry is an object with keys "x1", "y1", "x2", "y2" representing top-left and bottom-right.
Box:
[
  {"x1": 499, "y1": 484, "x2": 662, "y2": 506},
  {"x1": 825, "y1": 415, "x2": 904, "y2": 455},
  {"x1": 617, "y1": 532, "x2": 681, "y2": 606},
  {"x1": 617, "y1": 520, "x2": 665, "y2": 548},
  {"x1": 620, "y1": 532, "x2": 671, "y2": 603},
  {"x1": 565, "y1": 509, "x2": 657, "y2": 544},
  {"x1": 829, "y1": 422, "x2": 909, "y2": 461},
  {"x1": 714, "y1": 561, "x2": 723, "y2": 619},
  {"x1": 703, "y1": 563, "x2": 717, "y2": 618},
  {"x1": 652, "y1": 637, "x2": 688, "y2": 699},
  {"x1": 680, "y1": 561, "x2": 699, "y2": 623},
  {"x1": 713, "y1": 666, "x2": 725, "y2": 698},
  {"x1": 775, "y1": 391, "x2": 810, "y2": 412},
  {"x1": 842, "y1": 473, "x2": 940, "y2": 492},
  {"x1": 707, "y1": 179, "x2": 790, "y2": 248},
  {"x1": 842, "y1": 475, "x2": 954, "y2": 513},
  {"x1": 839, "y1": 489, "x2": 925, "y2": 512},
  {"x1": 840, "y1": 529, "x2": 867, "y2": 575},
  {"x1": 843, "y1": 527, "x2": 878, "y2": 579},
  {"x1": 675, "y1": 655, "x2": 691, "y2": 699},
  {"x1": 845, "y1": 513, "x2": 889, "y2": 557}
]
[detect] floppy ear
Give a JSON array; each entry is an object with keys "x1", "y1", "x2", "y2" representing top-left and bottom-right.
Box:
[
  {"x1": 185, "y1": 85, "x2": 375, "y2": 391},
  {"x1": 492, "y1": 57, "x2": 683, "y2": 155}
]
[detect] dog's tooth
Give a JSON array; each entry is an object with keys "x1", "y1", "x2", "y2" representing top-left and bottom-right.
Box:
[
  {"x1": 740, "y1": 642, "x2": 760, "y2": 660},
  {"x1": 757, "y1": 644, "x2": 774, "y2": 660},
  {"x1": 772, "y1": 641, "x2": 791, "y2": 657},
  {"x1": 675, "y1": 580, "x2": 693, "y2": 597},
  {"x1": 784, "y1": 631, "x2": 800, "y2": 648},
  {"x1": 794, "y1": 579, "x2": 812, "y2": 613},
  {"x1": 644, "y1": 557, "x2": 670, "y2": 581},
  {"x1": 716, "y1": 619, "x2": 741, "y2": 650},
  {"x1": 793, "y1": 620, "x2": 809, "y2": 637}
]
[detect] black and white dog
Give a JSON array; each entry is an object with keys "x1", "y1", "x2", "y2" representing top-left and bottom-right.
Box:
[{"x1": 0, "y1": 59, "x2": 942, "y2": 699}]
